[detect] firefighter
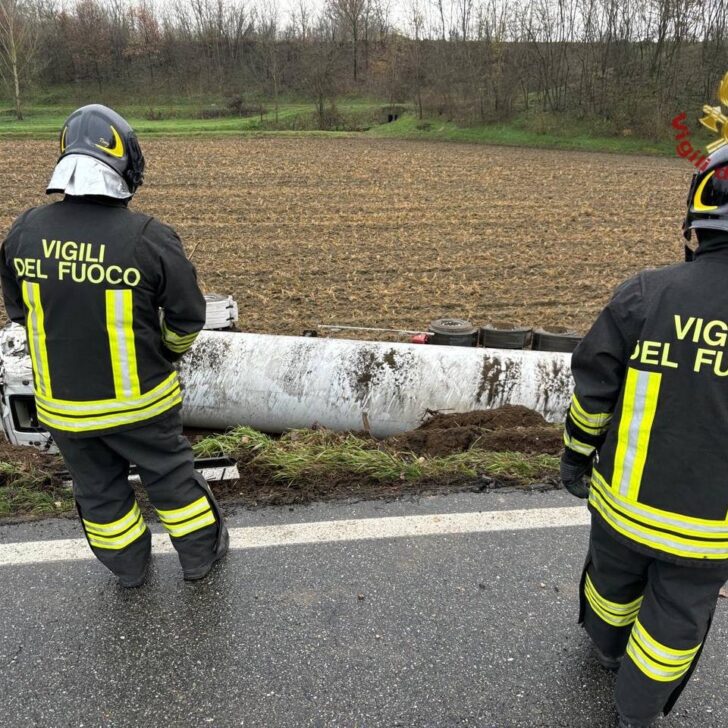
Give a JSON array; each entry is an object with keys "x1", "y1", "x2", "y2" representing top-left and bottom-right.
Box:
[
  {"x1": 0, "y1": 104, "x2": 228, "y2": 587},
  {"x1": 560, "y1": 145, "x2": 728, "y2": 727}
]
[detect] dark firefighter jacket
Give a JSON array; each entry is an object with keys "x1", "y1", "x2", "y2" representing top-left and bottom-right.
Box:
[
  {"x1": 565, "y1": 244, "x2": 728, "y2": 565},
  {"x1": 0, "y1": 197, "x2": 206, "y2": 437}
]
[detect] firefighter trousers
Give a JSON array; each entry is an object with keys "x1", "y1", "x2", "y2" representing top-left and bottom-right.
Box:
[
  {"x1": 579, "y1": 517, "x2": 728, "y2": 724},
  {"x1": 51, "y1": 411, "x2": 225, "y2": 582}
]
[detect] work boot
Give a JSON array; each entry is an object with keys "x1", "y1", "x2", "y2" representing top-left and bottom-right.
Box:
[
  {"x1": 593, "y1": 644, "x2": 621, "y2": 672},
  {"x1": 183, "y1": 524, "x2": 229, "y2": 581},
  {"x1": 617, "y1": 715, "x2": 654, "y2": 728},
  {"x1": 118, "y1": 554, "x2": 151, "y2": 589}
]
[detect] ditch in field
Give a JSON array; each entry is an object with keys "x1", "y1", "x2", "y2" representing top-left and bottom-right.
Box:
[{"x1": 0, "y1": 405, "x2": 561, "y2": 522}]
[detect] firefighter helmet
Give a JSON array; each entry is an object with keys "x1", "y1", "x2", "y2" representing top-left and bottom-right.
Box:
[
  {"x1": 683, "y1": 145, "x2": 728, "y2": 240},
  {"x1": 58, "y1": 104, "x2": 145, "y2": 194}
]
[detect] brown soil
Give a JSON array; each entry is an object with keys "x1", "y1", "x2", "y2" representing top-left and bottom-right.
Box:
[
  {"x1": 0, "y1": 438, "x2": 63, "y2": 477},
  {"x1": 1, "y1": 137, "x2": 686, "y2": 336},
  {"x1": 389, "y1": 405, "x2": 562, "y2": 457},
  {"x1": 208, "y1": 467, "x2": 491, "y2": 510},
  {"x1": 418, "y1": 404, "x2": 547, "y2": 430},
  {"x1": 0, "y1": 403, "x2": 562, "y2": 522}
]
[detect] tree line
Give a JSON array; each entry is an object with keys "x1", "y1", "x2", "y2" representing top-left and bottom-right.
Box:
[{"x1": 1, "y1": 0, "x2": 726, "y2": 137}]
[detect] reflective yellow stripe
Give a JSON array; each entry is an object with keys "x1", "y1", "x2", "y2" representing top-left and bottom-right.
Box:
[
  {"x1": 106, "y1": 289, "x2": 140, "y2": 399},
  {"x1": 589, "y1": 473, "x2": 728, "y2": 559},
  {"x1": 584, "y1": 574, "x2": 642, "y2": 615},
  {"x1": 613, "y1": 370, "x2": 637, "y2": 494},
  {"x1": 626, "y1": 619, "x2": 699, "y2": 682},
  {"x1": 87, "y1": 519, "x2": 148, "y2": 551},
  {"x1": 22, "y1": 281, "x2": 52, "y2": 398},
  {"x1": 627, "y1": 372, "x2": 661, "y2": 500},
  {"x1": 584, "y1": 574, "x2": 642, "y2": 627},
  {"x1": 37, "y1": 388, "x2": 182, "y2": 432},
  {"x1": 163, "y1": 510, "x2": 216, "y2": 538},
  {"x1": 568, "y1": 404, "x2": 610, "y2": 437},
  {"x1": 626, "y1": 643, "x2": 690, "y2": 682},
  {"x1": 156, "y1": 496, "x2": 216, "y2": 538},
  {"x1": 156, "y1": 495, "x2": 210, "y2": 525},
  {"x1": 162, "y1": 322, "x2": 199, "y2": 354},
  {"x1": 164, "y1": 340, "x2": 196, "y2": 354},
  {"x1": 83, "y1": 502, "x2": 141, "y2": 536},
  {"x1": 613, "y1": 369, "x2": 662, "y2": 500},
  {"x1": 563, "y1": 431, "x2": 595, "y2": 457},
  {"x1": 35, "y1": 372, "x2": 180, "y2": 415},
  {"x1": 593, "y1": 469, "x2": 728, "y2": 534},
  {"x1": 82, "y1": 502, "x2": 147, "y2": 551},
  {"x1": 571, "y1": 395, "x2": 612, "y2": 428},
  {"x1": 632, "y1": 619, "x2": 700, "y2": 663}
]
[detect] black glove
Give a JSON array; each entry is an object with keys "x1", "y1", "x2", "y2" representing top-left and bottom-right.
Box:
[{"x1": 560, "y1": 447, "x2": 593, "y2": 499}]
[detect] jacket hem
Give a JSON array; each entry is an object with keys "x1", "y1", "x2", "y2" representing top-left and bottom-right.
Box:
[
  {"x1": 45, "y1": 402, "x2": 182, "y2": 439},
  {"x1": 588, "y1": 506, "x2": 728, "y2": 570}
]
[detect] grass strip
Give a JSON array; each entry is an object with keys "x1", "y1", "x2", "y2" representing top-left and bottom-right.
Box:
[
  {"x1": 366, "y1": 114, "x2": 680, "y2": 156},
  {"x1": 1, "y1": 101, "x2": 697, "y2": 158},
  {"x1": 0, "y1": 425, "x2": 560, "y2": 519},
  {"x1": 0, "y1": 460, "x2": 73, "y2": 518},
  {"x1": 193, "y1": 426, "x2": 559, "y2": 485}
]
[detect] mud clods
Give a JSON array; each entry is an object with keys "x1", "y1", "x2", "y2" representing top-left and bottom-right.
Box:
[
  {"x1": 0, "y1": 438, "x2": 60, "y2": 474},
  {"x1": 182, "y1": 335, "x2": 233, "y2": 373},
  {"x1": 418, "y1": 405, "x2": 547, "y2": 431},
  {"x1": 390, "y1": 404, "x2": 562, "y2": 457},
  {"x1": 350, "y1": 346, "x2": 409, "y2": 406}
]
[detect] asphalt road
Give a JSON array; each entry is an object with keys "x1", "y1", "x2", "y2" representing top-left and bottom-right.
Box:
[{"x1": 0, "y1": 490, "x2": 726, "y2": 728}]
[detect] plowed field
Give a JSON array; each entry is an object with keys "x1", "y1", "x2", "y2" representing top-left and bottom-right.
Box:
[{"x1": 2, "y1": 137, "x2": 689, "y2": 335}]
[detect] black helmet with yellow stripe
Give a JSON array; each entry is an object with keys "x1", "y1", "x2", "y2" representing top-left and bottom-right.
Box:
[
  {"x1": 59, "y1": 104, "x2": 145, "y2": 194},
  {"x1": 684, "y1": 145, "x2": 728, "y2": 240}
]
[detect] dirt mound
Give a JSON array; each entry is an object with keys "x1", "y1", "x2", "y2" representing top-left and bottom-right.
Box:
[
  {"x1": 418, "y1": 405, "x2": 548, "y2": 431},
  {"x1": 390, "y1": 405, "x2": 561, "y2": 457},
  {"x1": 0, "y1": 438, "x2": 61, "y2": 475}
]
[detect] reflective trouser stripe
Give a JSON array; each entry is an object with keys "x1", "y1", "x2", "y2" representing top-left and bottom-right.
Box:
[
  {"x1": 22, "y1": 281, "x2": 52, "y2": 398},
  {"x1": 163, "y1": 511, "x2": 217, "y2": 538},
  {"x1": 613, "y1": 369, "x2": 661, "y2": 500},
  {"x1": 584, "y1": 573, "x2": 642, "y2": 627},
  {"x1": 162, "y1": 322, "x2": 199, "y2": 354},
  {"x1": 626, "y1": 619, "x2": 700, "y2": 683},
  {"x1": 106, "y1": 289, "x2": 140, "y2": 399},
  {"x1": 83, "y1": 502, "x2": 148, "y2": 550},
  {"x1": 589, "y1": 472, "x2": 728, "y2": 559},
  {"x1": 156, "y1": 495, "x2": 216, "y2": 539}
]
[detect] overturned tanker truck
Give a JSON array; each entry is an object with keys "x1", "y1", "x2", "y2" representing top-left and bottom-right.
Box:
[{"x1": 0, "y1": 297, "x2": 577, "y2": 451}]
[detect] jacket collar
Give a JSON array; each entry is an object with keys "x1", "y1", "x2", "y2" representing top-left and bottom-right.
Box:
[{"x1": 62, "y1": 195, "x2": 130, "y2": 208}]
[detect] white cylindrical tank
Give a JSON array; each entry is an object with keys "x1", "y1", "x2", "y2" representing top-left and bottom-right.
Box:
[{"x1": 179, "y1": 332, "x2": 574, "y2": 437}]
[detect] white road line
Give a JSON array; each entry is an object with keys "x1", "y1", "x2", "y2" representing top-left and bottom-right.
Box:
[{"x1": 0, "y1": 506, "x2": 590, "y2": 566}]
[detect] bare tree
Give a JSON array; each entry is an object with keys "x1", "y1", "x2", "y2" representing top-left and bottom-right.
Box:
[
  {"x1": 329, "y1": 0, "x2": 367, "y2": 81},
  {"x1": 406, "y1": 0, "x2": 427, "y2": 117},
  {"x1": 259, "y1": 0, "x2": 281, "y2": 123},
  {"x1": 0, "y1": 0, "x2": 41, "y2": 120}
]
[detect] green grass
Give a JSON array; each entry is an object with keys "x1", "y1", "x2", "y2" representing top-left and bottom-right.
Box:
[
  {"x1": 367, "y1": 113, "x2": 679, "y2": 156},
  {"x1": 193, "y1": 426, "x2": 559, "y2": 485},
  {"x1": 0, "y1": 460, "x2": 73, "y2": 518},
  {"x1": 0, "y1": 424, "x2": 559, "y2": 518},
  {"x1": 0, "y1": 100, "x2": 380, "y2": 137},
  {"x1": 0, "y1": 96, "x2": 701, "y2": 157}
]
